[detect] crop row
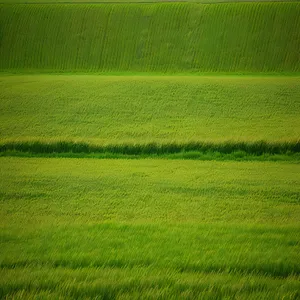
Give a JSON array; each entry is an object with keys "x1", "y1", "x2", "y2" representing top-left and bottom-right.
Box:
[{"x1": 1, "y1": 2, "x2": 299, "y2": 72}]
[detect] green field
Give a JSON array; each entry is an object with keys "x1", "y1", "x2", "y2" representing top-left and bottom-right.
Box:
[
  {"x1": 1, "y1": 157, "x2": 300, "y2": 298},
  {"x1": 1, "y1": 75, "x2": 299, "y2": 144},
  {"x1": 1, "y1": 0, "x2": 300, "y2": 298},
  {"x1": 1, "y1": 2, "x2": 300, "y2": 73}
]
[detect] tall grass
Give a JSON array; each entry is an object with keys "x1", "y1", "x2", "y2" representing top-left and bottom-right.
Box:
[
  {"x1": 1, "y1": 75, "x2": 299, "y2": 144},
  {"x1": 1, "y1": 140, "x2": 299, "y2": 155},
  {"x1": 1, "y1": 157, "x2": 300, "y2": 298},
  {"x1": 0, "y1": 2, "x2": 299, "y2": 72}
]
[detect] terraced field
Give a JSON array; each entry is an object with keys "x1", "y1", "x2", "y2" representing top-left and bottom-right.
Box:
[
  {"x1": 0, "y1": 0, "x2": 299, "y2": 299},
  {"x1": 1, "y1": 2, "x2": 300, "y2": 73}
]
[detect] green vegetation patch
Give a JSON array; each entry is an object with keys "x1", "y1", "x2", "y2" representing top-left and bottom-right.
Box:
[
  {"x1": 1, "y1": 2, "x2": 300, "y2": 72},
  {"x1": 1, "y1": 75, "x2": 299, "y2": 144},
  {"x1": 1, "y1": 140, "x2": 300, "y2": 162},
  {"x1": 1, "y1": 157, "x2": 300, "y2": 298}
]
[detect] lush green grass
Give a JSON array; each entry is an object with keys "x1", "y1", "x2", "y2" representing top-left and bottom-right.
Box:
[
  {"x1": 2, "y1": 150, "x2": 300, "y2": 162},
  {"x1": 1, "y1": 140, "x2": 300, "y2": 162},
  {"x1": 1, "y1": 75, "x2": 299, "y2": 145},
  {"x1": 1, "y1": 1, "x2": 299, "y2": 297},
  {"x1": 0, "y1": 157, "x2": 299, "y2": 298},
  {"x1": 1, "y1": 2, "x2": 300, "y2": 73}
]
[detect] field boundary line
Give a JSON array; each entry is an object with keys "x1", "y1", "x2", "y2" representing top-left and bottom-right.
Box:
[
  {"x1": 1, "y1": 140, "x2": 300, "y2": 161},
  {"x1": 1, "y1": 1, "x2": 299, "y2": 4}
]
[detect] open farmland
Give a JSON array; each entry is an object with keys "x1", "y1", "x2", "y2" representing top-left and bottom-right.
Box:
[
  {"x1": 0, "y1": 158, "x2": 300, "y2": 298},
  {"x1": 1, "y1": 75, "x2": 299, "y2": 144},
  {"x1": 1, "y1": 2, "x2": 300, "y2": 73},
  {"x1": 0, "y1": 0, "x2": 300, "y2": 298}
]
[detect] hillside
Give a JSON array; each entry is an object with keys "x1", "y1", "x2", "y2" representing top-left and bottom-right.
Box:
[{"x1": 1, "y1": 2, "x2": 300, "y2": 73}]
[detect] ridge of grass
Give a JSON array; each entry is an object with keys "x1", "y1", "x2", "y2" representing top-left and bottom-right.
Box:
[
  {"x1": 1, "y1": 140, "x2": 300, "y2": 161},
  {"x1": 1, "y1": 71, "x2": 300, "y2": 76},
  {"x1": 2, "y1": 150, "x2": 300, "y2": 161}
]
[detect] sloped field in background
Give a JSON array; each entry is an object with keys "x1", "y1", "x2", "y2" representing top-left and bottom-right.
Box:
[{"x1": 1, "y1": 2, "x2": 300, "y2": 73}]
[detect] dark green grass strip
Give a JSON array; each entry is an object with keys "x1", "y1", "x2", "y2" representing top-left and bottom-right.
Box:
[
  {"x1": 2, "y1": 151, "x2": 300, "y2": 161},
  {"x1": 1, "y1": 140, "x2": 300, "y2": 161},
  {"x1": 1, "y1": 2, "x2": 300, "y2": 73}
]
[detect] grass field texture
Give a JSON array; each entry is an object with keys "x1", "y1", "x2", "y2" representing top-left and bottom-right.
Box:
[
  {"x1": 1, "y1": 0, "x2": 300, "y2": 297},
  {"x1": 1, "y1": 157, "x2": 299, "y2": 298},
  {"x1": 1, "y1": 75, "x2": 299, "y2": 145},
  {"x1": 1, "y1": 2, "x2": 300, "y2": 73}
]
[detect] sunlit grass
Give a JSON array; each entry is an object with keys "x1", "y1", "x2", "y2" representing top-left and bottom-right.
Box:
[
  {"x1": 1, "y1": 1, "x2": 299, "y2": 297},
  {"x1": 0, "y1": 157, "x2": 299, "y2": 298},
  {"x1": 1, "y1": 75, "x2": 299, "y2": 144}
]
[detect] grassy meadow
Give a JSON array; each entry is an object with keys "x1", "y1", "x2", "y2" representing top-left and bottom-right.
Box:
[
  {"x1": 1, "y1": 75, "x2": 299, "y2": 144},
  {"x1": 1, "y1": 157, "x2": 300, "y2": 298},
  {"x1": 1, "y1": 0, "x2": 300, "y2": 298},
  {"x1": 1, "y1": 2, "x2": 300, "y2": 73}
]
